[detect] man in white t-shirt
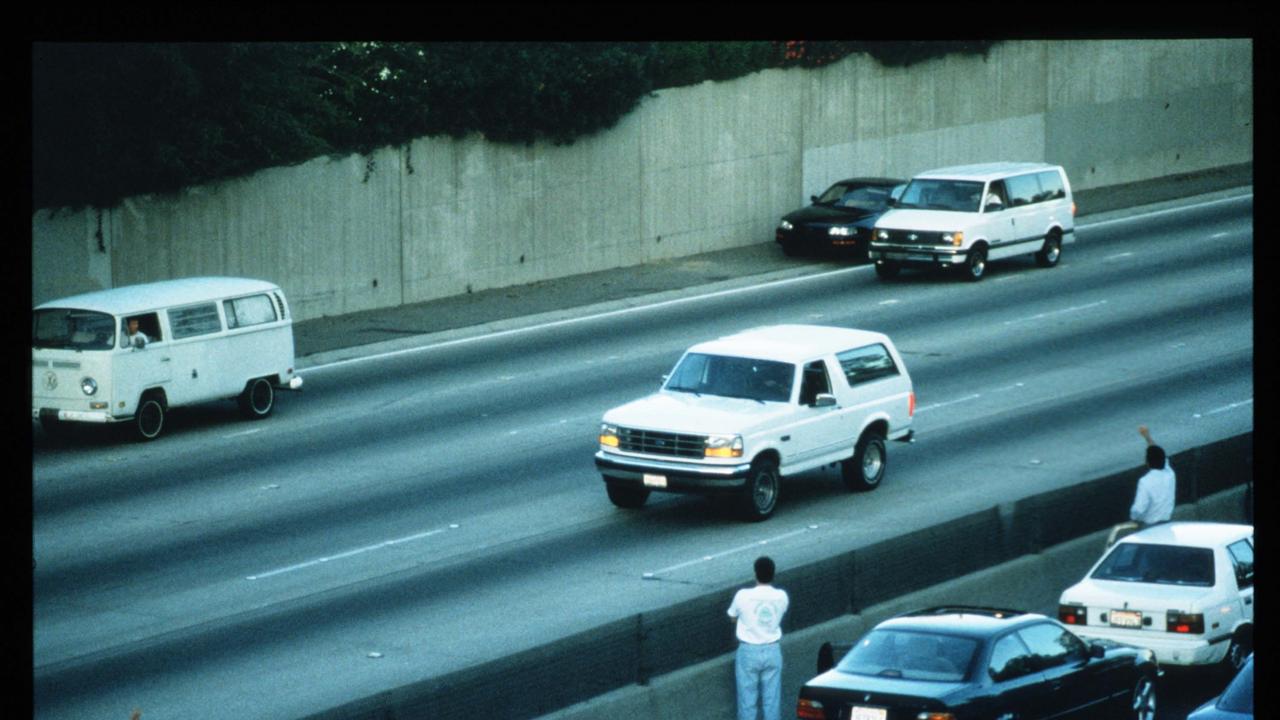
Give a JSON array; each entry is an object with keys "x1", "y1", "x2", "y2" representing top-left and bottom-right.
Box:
[
  {"x1": 1109, "y1": 425, "x2": 1177, "y2": 547},
  {"x1": 727, "y1": 556, "x2": 789, "y2": 720}
]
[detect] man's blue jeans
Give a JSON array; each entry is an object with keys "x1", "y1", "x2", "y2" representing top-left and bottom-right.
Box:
[{"x1": 735, "y1": 641, "x2": 783, "y2": 720}]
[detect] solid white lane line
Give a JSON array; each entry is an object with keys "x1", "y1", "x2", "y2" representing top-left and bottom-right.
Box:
[
  {"x1": 245, "y1": 524, "x2": 460, "y2": 580},
  {"x1": 642, "y1": 526, "x2": 819, "y2": 579},
  {"x1": 915, "y1": 394, "x2": 982, "y2": 413}
]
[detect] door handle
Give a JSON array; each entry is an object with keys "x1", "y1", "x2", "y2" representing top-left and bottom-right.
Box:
[{"x1": 160, "y1": 357, "x2": 171, "y2": 362}]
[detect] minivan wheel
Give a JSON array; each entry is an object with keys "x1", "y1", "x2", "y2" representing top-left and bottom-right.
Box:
[
  {"x1": 135, "y1": 397, "x2": 165, "y2": 441},
  {"x1": 740, "y1": 457, "x2": 779, "y2": 521},
  {"x1": 964, "y1": 246, "x2": 987, "y2": 281},
  {"x1": 605, "y1": 481, "x2": 650, "y2": 509},
  {"x1": 238, "y1": 378, "x2": 275, "y2": 419},
  {"x1": 1036, "y1": 233, "x2": 1062, "y2": 267},
  {"x1": 843, "y1": 433, "x2": 886, "y2": 491},
  {"x1": 1129, "y1": 675, "x2": 1157, "y2": 720}
]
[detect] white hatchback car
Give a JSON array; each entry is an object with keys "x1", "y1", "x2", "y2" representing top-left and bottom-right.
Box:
[{"x1": 1058, "y1": 522, "x2": 1253, "y2": 671}]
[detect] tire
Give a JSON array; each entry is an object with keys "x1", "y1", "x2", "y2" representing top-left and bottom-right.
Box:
[
  {"x1": 1035, "y1": 232, "x2": 1062, "y2": 268},
  {"x1": 238, "y1": 378, "x2": 275, "y2": 419},
  {"x1": 842, "y1": 432, "x2": 886, "y2": 492},
  {"x1": 605, "y1": 481, "x2": 650, "y2": 509},
  {"x1": 963, "y1": 245, "x2": 987, "y2": 281},
  {"x1": 740, "y1": 457, "x2": 780, "y2": 521},
  {"x1": 1128, "y1": 674, "x2": 1157, "y2": 720},
  {"x1": 135, "y1": 395, "x2": 166, "y2": 441},
  {"x1": 1222, "y1": 627, "x2": 1251, "y2": 675},
  {"x1": 874, "y1": 260, "x2": 900, "y2": 279}
]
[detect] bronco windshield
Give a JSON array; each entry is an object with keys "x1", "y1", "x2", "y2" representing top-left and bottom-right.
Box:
[
  {"x1": 33, "y1": 309, "x2": 117, "y2": 351},
  {"x1": 665, "y1": 353, "x2": 794, "y2": 403}
]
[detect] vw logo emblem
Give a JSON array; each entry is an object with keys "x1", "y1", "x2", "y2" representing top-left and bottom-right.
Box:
[{"x1": 44, "y1": 371, "x2": 58, "y2": 391}]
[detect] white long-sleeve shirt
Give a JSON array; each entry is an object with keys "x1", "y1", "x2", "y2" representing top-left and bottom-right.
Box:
[{"x1": 1130, "y1": 461, "x2": 1175, "y2": 524}]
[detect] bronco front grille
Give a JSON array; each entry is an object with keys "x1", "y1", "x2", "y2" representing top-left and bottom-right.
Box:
[{"x1": 617, "y1": 427, "x2": 706, "y2": 458}]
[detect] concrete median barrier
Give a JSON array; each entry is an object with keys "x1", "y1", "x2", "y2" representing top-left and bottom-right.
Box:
[{"x1": 303, "y1": 432, "x2": 1251, "y2": 720}]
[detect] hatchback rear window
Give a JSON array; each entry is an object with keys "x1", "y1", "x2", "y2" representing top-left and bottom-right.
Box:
[{"x1": 1091, "y1": 543, "x2": 1215, "y2": 586}]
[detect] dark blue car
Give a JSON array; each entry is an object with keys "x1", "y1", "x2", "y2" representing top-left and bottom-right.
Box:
[
  {"x1": 797, "y1": 606, "x2": 1160, "y2": 720},
  {"x1": 1188, "y1": 654, "x2": 1253, "y2": 719},
  {"x1": 776, "y1": 177, "x2": 904, "y2": 259}
]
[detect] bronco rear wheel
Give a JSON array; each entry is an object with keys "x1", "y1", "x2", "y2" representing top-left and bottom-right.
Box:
[{"x1": 843, "y1": 432, "x2": 886, "y2": 491}]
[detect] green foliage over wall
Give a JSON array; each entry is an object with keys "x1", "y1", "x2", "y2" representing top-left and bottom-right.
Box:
[{"x1": 32, "y1": 41, "x2": 993, "y2": 212}]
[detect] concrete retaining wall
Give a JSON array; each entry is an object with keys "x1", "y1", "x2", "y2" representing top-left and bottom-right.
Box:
[
  {"x1": 300, "y1": 432, "x2": 1252, "y2": 720},
  {"x1": 32, "y1": 40, "x2": 1252, "y2": 319}
]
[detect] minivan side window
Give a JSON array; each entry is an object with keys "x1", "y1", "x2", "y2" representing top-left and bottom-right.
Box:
[
  {"x1": 1005, "y1": 174, "x2": 1042, "y2": 207},
  {"x1": 1035, "y1": 170, "x2": 1066, "y2": 202},
  {"x1": 169, "y1": 302, "x2": 223, "y2": 339},
  {"x1": 224, "y1": 294, "x2": 279, "y2": 329},
  {"x1": 837, "y1": 344, "x2": 900, "y2": 387}
]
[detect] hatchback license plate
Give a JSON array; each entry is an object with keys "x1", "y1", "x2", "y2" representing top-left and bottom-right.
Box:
[
  {"x1": 1110, "y1": 609, "x2": 1143, "y2": 628},
  {"x1": 848, "y1": 707, "x2": 887, "y2": 720},
  {"x1": 643, "y1": 473, "x2": 668, "y2": 488}
]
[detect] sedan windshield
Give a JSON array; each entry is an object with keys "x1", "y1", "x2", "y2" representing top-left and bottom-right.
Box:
[
  {"x1": 894, "y1": 179, "x2": 984, "y2": 212},
  {"x1": 32, "y1": 309, "x2": 117, "y2": 351},
  {"x1": 836, "y1": 630, "x2": 976, "y2": 682},
  {"x1": 1091, "y1": 543, "x2": 1215, "y2": 586},
  {"x1": 816, "y1": 182, "x2": 897, "y2": 212},
  {"x1": 665, "y1": 353, "x2": 794, "y2": 403}
]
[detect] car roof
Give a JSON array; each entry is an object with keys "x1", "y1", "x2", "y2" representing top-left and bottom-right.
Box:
[
  {"x1": 877, "y1": 607, "x2": 1046, "y2": 639},
  {"x1": 1118, "y1": 521, "x2": 1253, "y2": 548},
  {"x1": 34, "y1": 277, "x2": 282, "y2": 316},
  {"x1": 688, "y1": 324, "x2": 892, "y2": 364},
  {"x1": 911, "y1": 162, "x2": 1060, "y2": 183}
]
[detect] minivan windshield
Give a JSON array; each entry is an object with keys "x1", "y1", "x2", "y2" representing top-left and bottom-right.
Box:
[
  {"x1": 33, "y1": 309, "x2": 117, "y2": 351},
  {"x1": 665, "y1": 353, "x2": 794, "y2": 403},
  {"x1": 894, "y1": 179, "x2": 984, "y2": 212}
]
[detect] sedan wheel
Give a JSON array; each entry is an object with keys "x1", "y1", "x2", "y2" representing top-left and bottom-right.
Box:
[
  {"x1": 740, "y1": 458, "x2": 779, "y2": 521},
  {"x1": 1130, "y1": 675, "x2": 1156, "y2": 720}
]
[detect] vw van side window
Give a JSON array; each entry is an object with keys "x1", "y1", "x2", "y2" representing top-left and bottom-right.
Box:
[
  {"x1": 119, "y1": 312, "x2": 162, "y2": 348},
  {"x1": 837, "y1": 344, "x2": 900, "y2": 387},
  {"x1": 168, "y1": 303, "x2": 222, "y2": 339},
  {"x1": 1005, "y1": 173, "x2": 1041, "y2": 207},
  {"x1": 224, "y1": 294, "x2": 278, "y2": 330}
]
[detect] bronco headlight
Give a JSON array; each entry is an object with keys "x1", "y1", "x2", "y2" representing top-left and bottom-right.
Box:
[
  {"x1": 828, "y1": 226, "x2": 853, "y2": 237},
  {"x1": 778, "y1": 220, "x2": 794, "y2": 231},
  {"x1": 80, "y1": 377, "x2": 98, "y2": 396},
  {"x1": 599, "y1": 423, "x2": 620, "y2": 448},
  {"x1": 943, "y1": 231, "x2": 964, "y2": 246},
  {"x1": 704, "y1": 434, "x2": 743, "y2": 458}
]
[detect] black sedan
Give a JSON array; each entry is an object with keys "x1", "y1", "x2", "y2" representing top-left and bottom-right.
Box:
[
  {"x1": 796, "y1": 607, "x2": 1159, "y2": 720},
  {"x1": 776, "y1": 177, "x2": 904, "y2": 259}
]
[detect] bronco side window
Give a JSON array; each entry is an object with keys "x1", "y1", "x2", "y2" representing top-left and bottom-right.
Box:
[{"x1": 799, "y1": 360, "x2": 831, "y2": 405}]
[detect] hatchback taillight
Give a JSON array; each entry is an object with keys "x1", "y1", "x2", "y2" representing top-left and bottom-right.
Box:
[
  {"x1": 1059, "y1": 604, "x2": 1087, "y2": 626},
  {"x1": 1167, "y1": 610, "x2": 1204, "y2": 634}
]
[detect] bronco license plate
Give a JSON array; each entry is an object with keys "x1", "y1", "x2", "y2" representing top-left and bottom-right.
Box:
[{"x1": 643, "y1": 473, "x2": 668, "y2": 488}]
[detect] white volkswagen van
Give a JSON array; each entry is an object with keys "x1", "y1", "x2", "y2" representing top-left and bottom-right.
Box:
[{"x1": 33, "y1": 277, "x2": 303, "y2": 440}]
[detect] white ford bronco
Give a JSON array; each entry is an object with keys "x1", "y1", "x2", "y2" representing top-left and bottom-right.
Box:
[
  {"x1": 595, "y1": 324, "x2": 915, "y2": 521},
  {"x1": 869, "y1": 162, "x2": 1076, "y2": 281}
]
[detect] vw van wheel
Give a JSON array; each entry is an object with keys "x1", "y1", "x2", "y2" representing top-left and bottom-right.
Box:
[
  {"x1": 964, "y1": 247, "x2": 987, "y2": 281},
  {"x1": 239, "y1": 378, "x2": 275, "y2": 419},
  {"x1": 605, "y1": 481, "x2": 649, "y2": 509},
  {"x1": 741, "y1": 457, "x2": 779, "y2": 521},
  {"x1": 874, "y1": 261, "x2": 900, "y2": 279},
  {"x1": 1129, "y1": 675, "x2": 1157, "y2": 720},
  {"x1": 843, "y1": 433, "x2": 886, "y2": 491},
  {"x1": 1036, "y1": 234, "x2": 1062, "y2": 267},
  {"x1": 135, "y1": 398, "x2": 165, "y2": 441}
]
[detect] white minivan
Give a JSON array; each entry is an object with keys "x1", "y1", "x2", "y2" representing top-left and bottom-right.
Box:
[{"x1": 33, "y1": 276, "x2": 303, "y2": 440}]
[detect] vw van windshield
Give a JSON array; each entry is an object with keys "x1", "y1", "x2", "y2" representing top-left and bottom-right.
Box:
[{"x1": 32, "y1": 309, "x2": 117, "y2": 351}]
